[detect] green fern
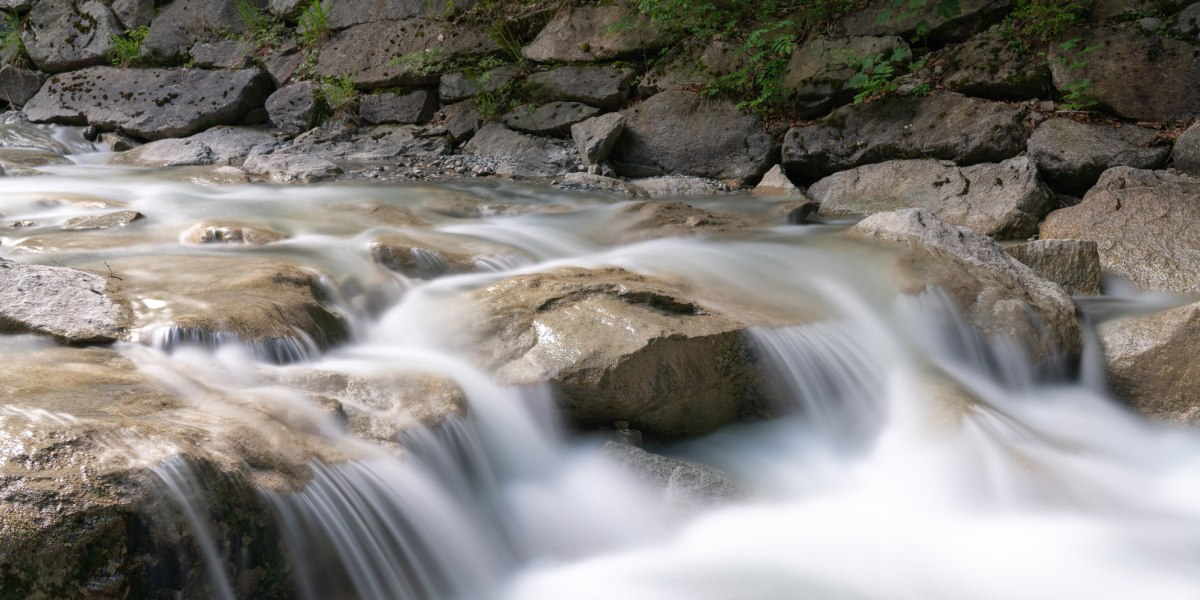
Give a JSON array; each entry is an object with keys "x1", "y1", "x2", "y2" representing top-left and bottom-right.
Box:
[{"x1": 109, "y1": 26, "x2": 149, "y2": 67}]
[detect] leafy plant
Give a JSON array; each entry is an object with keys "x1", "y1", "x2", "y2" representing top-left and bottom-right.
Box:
[
  {"x1": 109, "y1": 26, "x2": 149, "y2": 67},
  {"x1": 705, "y1": 18, "x2": 800, "y2": 111},
  {"x1": 320, "y1": 74, "x2": 358, "y2": 114},
  {"x1": 999, "y1": 0, "x2": 1093, "y2": 53},
  {"x1": 234, "y1": 0, "x2": 286, "y2": 49},
  {"x1": 0, "y1": 11, "x2": 25, "y2": 65},
  {"x1": 1053, "y1": 37, "x2": 1100, "y2": 110},
  {"x1": 298, "y1": 0, "x2": 330, "y2": 47},
  {"x1": 876, "y1": 0, "x2": 961, "y2": 41},
  {"x1": 846, "y1": 46, "x2": 913, "y2": 103}
]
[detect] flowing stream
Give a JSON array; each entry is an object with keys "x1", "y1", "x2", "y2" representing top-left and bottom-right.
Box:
[{"x1": 3, "y1": 123, "x2": 1200, "y2": 599}]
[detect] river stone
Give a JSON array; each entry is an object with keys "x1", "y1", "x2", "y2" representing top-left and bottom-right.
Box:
[
  {"x1": 601, "y1": 441, "x2": 743, "y2": 509},
  {"x1": 783, "y1": 36, "x2": 908, "y2": 117},
  {"x1": 63, "y1": 209, "x2": 145, "y2": 231},
  {"x1": 811, "y1": 157, "x2": 1053, "y2": 239},
  {"x1": 503, "y1": 102, "x2": 601, "y2": 137},
  {"x1": 438, "y1": 66, "x2": 516, "y2": 104},
  {"x1": 440, "y1": 101, "x2": 480, "y2": 143},
  {"x1": 1026, "y1": 119, "x2": 1169, "y2": 196},
  {"x1": 753, "y1": 165, "x2": 801, "y2": 196},
  {"x1": 183, "y1": 221, "x2": 287, "y2": 245},
  {"x1": 839, "y1": 0, "x2": 1013, "y2": 45},
  {"x1": 782, "y1": 92, "x2": 1031, "y2": 182},
  {"x1": 1004, "y1": 239, "x2": 1101, "y2": 295},
  {"x1": 325, "y1": 0, "x2": 468, "y2": 30},
  {"x1": 468, "y1": 267, "x2": 766, "y2": 437},
  {"x1": 1100, "y1": 302, "x2": 1200, "y2": 424},
  {"x1": 186, "y1": 126, "x2": 280, "y2": 164},
  {"x1": 571, "y1": 112, "x2": 624, "y2": 166},
  {"x1": 141, "y1": 0, "x2": 265, "y2": 63},
  {"x1": 111, "y1": 137, "x2": 215, "y2": 166},
  {"x1": 462, "y1": 122, "x2": 576, "y2": 178},
  {"x1": 527, "y1": 65, "x2": 635, "y2": 110},
  {"x1": 610, "y1": 90, "x2": 772, "y2": 184},
  {"x1": 1049, "y1": 26, "x2": 1200, "y2": 121},
  {"x1": 0, "y1": 258, "x2": 127, "y2": 343},
  {"x1": 190, "y1": 40, "x2": 256, "y2": 69},
  {"x1": 627, "y1": 176, "x2": 729, "y2": 199},
  {"x1": 268, "y1": 0, "x2": 304, "y2": 19},
  {"x1": 1172, "y1": 120, "x2": 1200, "y2": 175},
  {"x1": 243, "y1": 153, "x2": 343, "y2": 182},
  {"x1": 266, "y1": 80, "x2": 321, "y2": 135},
  {"x1": 1040, "y1": 167, "x2": 1200, "y2": 294},
  {"x1": 558, "y1": 172, "x2": 641, "y2": 196},
  {"x1": 942, "y1": 25, "x2": 1051, "y2": 100},
  {"x1": 369, "y1": 234, "x2": 487, "y2": 278},
  {"x1": 0, "y1": 148, "x2": 70, "y2": 174},
  {"x1": 848, "y1": 208, "x2": 1081, "y2": 362},
  {"x1": 0, "y1": 66, "x2": 43, "y2": 107},
  {"x1": 521, "y1": 3, "x2": 670, "y2": 62},
  {"x1": 24, "y1": 67, "x2": 272, "y2": 141},
  {"x1": 359, "y1": 89, "x2": 438, "y2": 125},
  {"x1": 112, "y1": 0, "x2": 153, "y2": 28},
  {"x1": 21, "y1": 0, "x2": 121, "y2": 73},
  {"x1": 316, "y1": 19, "x2": 499, "y2": 89}
]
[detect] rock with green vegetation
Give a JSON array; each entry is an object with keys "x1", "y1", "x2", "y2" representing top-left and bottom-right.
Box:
[
  {"x1": 25, "y1": 67, "x2": 272, "y2": 141},
  {"x1": 527, "y1": 65, "x2": 636, "y2": 110},
  {"x1": 782, "y1": 92, "x2": 1031, "y2": 182},
  {"x1": 467, "y1": 266, "x2": 768, "y2": 438},
  {"x1": 112, "y1": 0, "x2": 154, "y2": 29},
  {"x1": 359, "y1": 89, "x2": 438, "y2": 125},
  {"x1": 0, "y1": 66, "x2": 41, "y2": 107},
  {"x1": 1004, "y1": 239, "x2": 1101, "y2": 295},
  {"x1": 521, "y1": 2, "x2": 670, "y2": 62},
  {"x1": 326, "y1": 0, "x2": 468, "y2": 30},
  {"x1": 111, "y1": 137, "x2": 215, "y2": 166},
  {"x1": 637, "y1": 39, "x2": 743, "y2": 97},
  {"x1": 1026, "y1": 118, "x2": 1169, "y2": 196},
  {"x1": 1048, "y1": 26, "x2": 1200, "y2": 121},
  {"x1": 244, "y1": 153, "x2": 342, "y2": 182},
  {"x1": 141, "y1": 0, "x2": 266, "y2": 63},
  {"x1": 439, "y1": 66, "x2": 516, "y2": 104},
  {"x1": 1171, "y1": 120, "x2": 1200, "y2": 175},
  {"x1": 266, "y1": 80, "x2": 322, "y2": 135},
  {"x1": 1088, "y1": 0, "x2": 1187, "y2": 21},
  {"x1": 190, "y1": 40, "x2": 256, "y2": 69},
  {"x1": 503, "y1": 102, "x2": 601, "y2": 137},
  {"x1": 811, "y1": 156, "x2": 1053, "y2": 239},
  {"x1": 571, "y1": 112, "x2": 624, "y2": 166},
  {"x1": 942, "y1": 25, "x2": 1050, "y2": 100},
  {"x1": 610, "y1": 90, "x2": 773, "y2": 184},
  {"x1": 0, "y1": 258, "x2": 128, "y2": 343},
  {"x1": 847, "y1": 208, "x2": 1081, "y2": 362},
  {"x1": 601, "y1": 442, "x2": 744, "y2": 510},
  {"x1": 21, "y1": 0, "x2": 122, "y2": 73},
  {"x1": 783, "y1": 36, "x2": 908, "y2": 117},
  {"x1": 1100, "y1": 301, "x2": 1200, "y2": 424},
  {"x1": 316, "y1": 18, "x2": 499, "y2": 89},
  {"x1": 840, "y1": 0, "x2": 1014, "y2": 45},
  {"x1": 1040, "y1": 167, "x2": 1200, "y2": 294},
  {"x1": 462, "y1": 122, "x2": 576, "y2": 178}
]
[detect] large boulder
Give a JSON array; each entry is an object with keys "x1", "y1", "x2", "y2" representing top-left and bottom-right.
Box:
[
  {"x1": 466, "y1": 267, "x2": 767, "y2": 437},
  {"x1": 782, "y1": 92, "x2": 1031, "y2": 182},
  {"x1": 811, "y1": 156, "x2": 1053, "y2": 239},
  {"x1": 1026, "y1": 118, "x2": 1170, "y2": 196},
  {"x1": 839, "y1": 0, "x2": 1014, "y2": 45},
  {"x1": 111, "y1": 137, "x2": 215, "y2": 166},
  {"x1": 1048, "y1": 26, "x2": 1200, "y2": 121},
  {"x1": 141, "y1": 0, "x2": 265, "y2": 63},
  {"x1": 266, "y1": 81, "x2": 322, "y2": 135},
  {"x1": 610, "y1": 90, "x2": 773, "y2": 184},
  {"x1": 942, "y1": 25, "x2": 1050, "y2": 100},
  {"x1": 847, "y1": 208, "x2": 1081, "y2": 361},
  {"x1": 462, "y1": 122, "x2": 576, "y2": 178},
  {"x1": 189, "y1": 40, "x2": 256, "y2": 69},
  {"x1": 0, "y1": 257, "x2": 128, "y2": 344},
  {"x1": 325, "y1": 0, "x2": 466, "y2": 30},
  {"x1": 280, "y1": 122, "x2": 448, "y2": 162},
  {"x1": 1040, "y1": 167, "x2": 1200, "y2": 294},
  {"x1": 316, "y1": 19, "x2": 498, "y2": 89},
  {"x1": 20, "y1": 0, "x2": 122, "y2": 73},
  {"x1": 112, "y1": 0, "x2": 154, "y2": 29},
  {"x1": 1004, "y1": 239, "x2": 1101, "y2": 295},
  {"x1": 503, "y1": 102, "x2": 601, "y2": 137},
  {"x1": 571, "y1": 112, "x2": 625, "y2": 166},
  {"x1": 601, "y1": 442, "x2": 743, "y2": 510},
  {"x1": 24, "y1": 67, "x2": 272, "y2": 141},
  {"x1": 521, "y1": 3, "x2": 670, "y2": 62},
  {"x1": 438, "y1": 66, "x2": 516, "y2": 104},
  {"x1": 526, "y1": 65, "x2": 635, "y2": 110},
  {"x1": 1100, "y1": 302, "x2": 1200, "y2": 424},
  {"x1": 782, "y1": 36, "x2": 908, "y2": 116},
  {"x1": 0, "y1": 66, "x2": 43, "y2": 107},
  {"x1": 359, "y1": 90, "x2": 439, "y2": 125}
]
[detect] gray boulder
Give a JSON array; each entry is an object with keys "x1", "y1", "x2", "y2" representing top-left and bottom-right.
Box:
[
  {"x1": 602, "y1": 442, "x2": 743, "y2": 509},
  {"x1": 0, "y1": 0, "x2": 29, "y2": 10},
  {"x1": 753, "y1": 165, "x2": 802, "y2": 196},
  {"x1": 503, "y1": 102, "x2": 601, "y2": 137},
  {"x1": 1005, "y1": 239, "x2": 1101, "y2": 295},
  {"x1": 638, "y1": 39, "x2": 743, "y2": 97},
  {"x1": 521, "y1": 3, "x2": 670, "y2": 62},
  {"x1": 0, "y1": 257, "x2": 127, "y2": 344},
  {"x1": 111, "y1": 0, "x2": 154, "y2": 29},
  {"x1": 359, "y1": 89, "x2": 438, "y2": 125},
  {"x1": 316, "y1": 19, "x2": 499, "y2": 89},
  {"x1": 262, "y1": 43, "x2": 304, "y2": 87},
  {"x1": 282, "y1": 122, "x2": 448, "y2": 162},
  {"x1": 840, "y1": 0, "x2": 1014, "y2": 45},
  {"x1": 1172, "y1": 120, "x2": 1200, "y2": 175},
  {"x1": 571, "y1": 112, "x2": 624, "y2": 166},
  {"x1": 610, "y1": 90, "x2": 773, "y2": 184},
  {"x1": 1040, "y1": 167, "x2": 1200, "y2": 294},
  {"x1": 527, "y1": 65, "x2": 635, "y2": 110},
  {"x1": 268, "y1": 0, "x2": 305, "y2": 20},
  {"x1": 141, "y1": 0, "x2": 265, "y2": 63},
  {"x1": 783, "y1": 36, "x2": 908, "y2": 116},
  {"x1": 186, "y1": 126, "x2": 281, "y2": 164},
  {"x1": 782, "y1": 92, "x2": 1031, "y2": 182},
  {"x1": 1026, "y1": 118, "x2": 1169, "y2": 196},
  {"x1": 21, "y1": 0, "x2": 122, "y2": 73},
  {"x1": 468, "y1": 267, "x2": 766, "y2": 437},
  {"x1": 1100, "y1": 302, "x2": 1200, "y2": 424},
  {"x1": 438, "y1": 66, "x2": 515, "y2": 104},
  {"x1": 326, "y1": 0, "x2": 466, "y2": 30},
  {"x1": 111, "y1": 137, "x2": 214, "y2": 166},
  {"x1": 266, "y1": 80, "x2": 322, "y2": 135},
  {"x1": 942, "y1": 25, "x2": 1051, "y2": 100},
  {"x1": 1171, "y1": 2, "x2": 1200, "y2": 39},
  {"x1": 1049, "y1": 26, "x2": 1200, "y2": 121},
  {"x1": 440, "y1": 101, "x2": 480, "y2": 143},
  {"x1": 0, "y1": 66, "x2": 43, "y2": 107},
  {"x1": 462, "y1": 122, "x2": 575, "y2": 178},
  {"x1": 25, "y1": 67, "x2": 272, "y2": 141},
  {"x1": 811, "y1": 156, "x2": 1053, "y2": 239},
  {"x1": 243, "y1": 153, "x2": 343, "y2": 182},
  {"x1": 848, "y1": 208, "x2": 1081, "y2": 362},
  {"x1": 189, "y1": 40, "x2": 256, "y2": 69}
]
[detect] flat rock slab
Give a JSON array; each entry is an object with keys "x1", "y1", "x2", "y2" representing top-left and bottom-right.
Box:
[
  {"x1": 810, "y1": 156, "x2": 1053, "y2": 239},
  {"x1": 21, "y1": 0, "x2": 121, "y2": 73},
  {"x1": 24, "y1": 67, "x2": 272, "y2": 141},
  {"x1": 316, "y1": 19, "x2": 498, "y2": 89},
  {"x1": 782, "y1": 92, "x2": 1031, "y2": 182},
  {"x1": 0, "y1": 257, "x2": 127, "y2": 343},
  {"x1": 526, "y1": 65, "x2": 635, "y2": 110},
  {"x1": 503, "y1": 102, "x2": 601, "y2": 137},
  {"x1": 1040, "y1": 167, "x2": 1200, "y2": 294},
  {"x1": 1026, "y1": 118, "x2": 1169, "y2": 195}
]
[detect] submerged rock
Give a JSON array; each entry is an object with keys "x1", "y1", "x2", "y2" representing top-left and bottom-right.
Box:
[
  {"x1": 63, "y1": 210, "x2": 145, "y2": 231},
  {"x1": 599, "y1": 200, "x2": 746, "y2": 243},
  {"x1": 0, "y1": 257, "x2": 128, "y2": 344},
  {"x1": 602, "y1": 441, "x2": 743, "y2": 509},
  {"x1": 183, "y1": 222, "x2": 288, "y2": 245}
]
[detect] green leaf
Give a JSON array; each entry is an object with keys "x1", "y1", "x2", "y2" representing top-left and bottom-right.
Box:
[
  {"x1": 847, "y1": 73, "x2": 870, "y2": 89},
  {"x1": 936, "y1": 0, "x2": 959, "y2": 19}
]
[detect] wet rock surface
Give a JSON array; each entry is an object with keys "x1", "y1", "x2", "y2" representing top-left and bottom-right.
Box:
[{"x1": 0, "y1": 258, "x2": 128, "y2": 343}]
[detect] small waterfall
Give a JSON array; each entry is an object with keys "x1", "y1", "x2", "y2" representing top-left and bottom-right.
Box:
[
  {"x1": 151, "y1": 326, "x2": 320, "y2": 364},
  {"x1": 148, "y1": 457, "x2": 239, "y2": 600}
]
